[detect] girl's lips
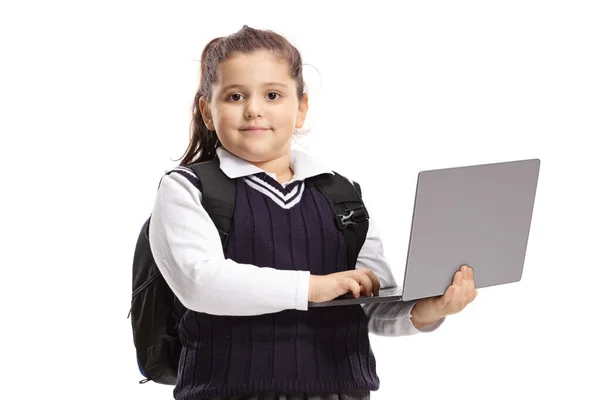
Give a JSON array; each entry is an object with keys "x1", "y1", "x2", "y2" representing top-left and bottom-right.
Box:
[{"x1": 240, "y1": 127, "x2": 269, "y2": 132}]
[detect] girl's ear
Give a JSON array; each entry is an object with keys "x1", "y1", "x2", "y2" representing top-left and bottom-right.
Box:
[
  {"x1": 199, "y1": 96, "x2": 215, "y2": 130},
  {"x1": 295, "y1": 94, "x2": 309, "y2": 129}
]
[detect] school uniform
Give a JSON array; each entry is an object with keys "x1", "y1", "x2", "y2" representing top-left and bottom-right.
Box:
[{"x1": 149, "y1": 147, "x2": 444, "y2": 400}]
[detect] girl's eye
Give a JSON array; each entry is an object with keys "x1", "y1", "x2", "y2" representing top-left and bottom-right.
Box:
[
  {"x1": 267, "y1": 92, "x2": 280, "y2": 100},
  {"x1": 228, "y1": 93, "x2": 243, "y2": 102}
]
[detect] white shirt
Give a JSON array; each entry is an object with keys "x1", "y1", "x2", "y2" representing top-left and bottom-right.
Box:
[{"x1": 149, "y1": 146, "x2": 444, "y2": 336}]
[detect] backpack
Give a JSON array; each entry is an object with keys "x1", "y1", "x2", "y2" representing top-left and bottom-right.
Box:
[{"x1": 129, "y1": 157, "x2": 370, "y2": 385}]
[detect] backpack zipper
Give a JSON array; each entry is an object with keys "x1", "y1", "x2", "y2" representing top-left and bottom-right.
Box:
[
  {"x1": 132, "y1": 270, "x2": 162, "y2": 298},
  {"x1": 128, "y1": 270, "x2": 162, "y2": 318}
]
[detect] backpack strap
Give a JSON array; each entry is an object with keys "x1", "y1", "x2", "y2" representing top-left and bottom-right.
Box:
[
  {"x1": 185, "y1": 157, "x2": 236, "y2": 253},
  {"x1": 309, "y1": 173, "x2": 369, "y2": 270}
]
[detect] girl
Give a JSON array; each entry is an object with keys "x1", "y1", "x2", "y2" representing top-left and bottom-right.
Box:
[{"x1": 149, "y1": 25, "x2": 477, "y2": 400}]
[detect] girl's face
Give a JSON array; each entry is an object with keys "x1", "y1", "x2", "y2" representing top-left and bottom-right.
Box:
[{"x1": 200, "y1": 50, "x2": 308, "y2": 164}]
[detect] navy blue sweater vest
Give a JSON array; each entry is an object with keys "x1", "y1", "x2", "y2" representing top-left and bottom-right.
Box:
[{"x1": 174, "y1": 177, "x2": 379, "y2": 399}]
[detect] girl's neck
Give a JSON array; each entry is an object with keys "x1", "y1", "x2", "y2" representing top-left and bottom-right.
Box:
[{"x1": 250, "y1": 154, "x2": 294, "y2": 184}]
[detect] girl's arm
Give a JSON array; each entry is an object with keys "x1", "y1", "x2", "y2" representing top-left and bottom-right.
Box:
[{"x1": 149, "y1": 171, "x2": 310, "y2": 316}]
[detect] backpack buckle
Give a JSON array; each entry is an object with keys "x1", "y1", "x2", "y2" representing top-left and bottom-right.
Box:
[{"x1": 336, "y1": 206, "x2": 368, "y2": 230}]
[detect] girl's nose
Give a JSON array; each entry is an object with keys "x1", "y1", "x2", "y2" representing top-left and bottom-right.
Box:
[{"x1": 244, "y1": 97, "x2": 263, "y2": 119}]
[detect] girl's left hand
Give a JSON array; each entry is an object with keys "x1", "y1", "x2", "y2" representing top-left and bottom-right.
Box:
[{"x1": 411, "y1": 265, "x2": 478, "y2": 327}]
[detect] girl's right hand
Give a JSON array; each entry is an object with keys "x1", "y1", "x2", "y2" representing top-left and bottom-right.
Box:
[{"x1": 308, "y1": 268, "x2": 381, "y2": 303}]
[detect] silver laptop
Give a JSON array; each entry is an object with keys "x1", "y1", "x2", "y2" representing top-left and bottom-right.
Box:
[{"x1": 308, "y1": 158, "x2": 540, "y2": 307}]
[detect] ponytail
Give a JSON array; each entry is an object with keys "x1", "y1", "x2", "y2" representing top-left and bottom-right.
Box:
[
  {"x1": 177, "y1": 37, "x2": 223, "y2": 166},
  {"x1": 177, "y1": 90, "x2": 221, "y2": 166}
]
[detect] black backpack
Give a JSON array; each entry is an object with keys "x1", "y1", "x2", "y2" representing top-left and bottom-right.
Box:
[{"x1": 129, "y1": 157, "x2": 370, "y2": 385}]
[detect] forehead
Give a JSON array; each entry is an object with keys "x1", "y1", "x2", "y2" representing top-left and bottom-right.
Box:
[{"x1": 215, "y1": 50, "x2": 293, "y2": 87}]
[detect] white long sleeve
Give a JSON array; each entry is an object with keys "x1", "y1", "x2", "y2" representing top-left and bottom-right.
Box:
[{"x1": 148, "y1": 171, "x2": 310, "y2": 316}]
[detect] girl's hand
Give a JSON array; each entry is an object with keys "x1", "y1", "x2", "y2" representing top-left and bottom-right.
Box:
[
  {"x1": 411, "y1": 265, "x2": 478, "y2": 328},
  {"x1": 308, "y1": 268, "x2": 381, "y2": 303}
]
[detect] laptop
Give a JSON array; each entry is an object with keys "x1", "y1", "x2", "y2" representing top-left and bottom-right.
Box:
[{"x1": 308, "y1": 158, "x2": 540, "y2": 308}]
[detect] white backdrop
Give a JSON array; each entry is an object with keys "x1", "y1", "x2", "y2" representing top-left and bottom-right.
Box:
[{"x1": 1, "y1": 1, "x2": 598, "y2": 399}]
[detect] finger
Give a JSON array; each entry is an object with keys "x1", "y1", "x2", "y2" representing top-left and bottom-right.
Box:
[
  {"x1": 363, "y1": 268, "x2": 381, "y2": 295},
  {"x1": 453, "y1": 270, "x2": 463, "y2": 285},
  {"x1": 456, "y1": 268, "x2": 470, "y2": 293},
  {"x1": 354, "y1": 269, "x2": 373, "y2": 296},
  {"x1": 455, "y1": 284, "x2": 470, "y2": 309},
  {"x1": 343, "y1": 277, "x2": 361, "y2": 298},
  {"x1": 467, "y1": 266, "x2": 474, "y2": 281},
  {"x1": 359, "y1": 284, "x2": 366, "y2": 296},
  {"x1": 461, "y1": 265, "x2": 471, "y2": 280},
  {"x1": 465, "y1": 267, "x2": 475, "y2": 286},
  {"x1": 438, "y1": 285, "x2": 455, "y2": 309},
  {"x1": 455, "y1": 265, "x2": 473, "y2": 287},
  {"x1": 467, "y1": 268, "x2": 476, "y2": 291}
]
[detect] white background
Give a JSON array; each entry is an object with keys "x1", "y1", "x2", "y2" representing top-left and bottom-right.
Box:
[{"x1": 1, "y1": 1, "x2": 599, "y2": 399}]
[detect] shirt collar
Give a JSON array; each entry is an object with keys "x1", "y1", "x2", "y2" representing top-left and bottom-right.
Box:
[{"x1": 216, "y1": 146, "x2": 334, "y2": 183}]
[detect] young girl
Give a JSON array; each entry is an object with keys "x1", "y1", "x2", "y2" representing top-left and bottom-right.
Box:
[{"x1": 149, "y1": 25, "x2": 477, "y2": 400}]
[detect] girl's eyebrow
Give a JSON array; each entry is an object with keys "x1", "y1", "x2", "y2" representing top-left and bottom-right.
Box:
[{"x1": 221, "y1": 82, "x2": 289, "y2": 92}]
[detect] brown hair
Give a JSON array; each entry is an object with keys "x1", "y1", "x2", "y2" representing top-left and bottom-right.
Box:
[{"x1": 177, "y1": 25, "x2": 306, "y2": 166}]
